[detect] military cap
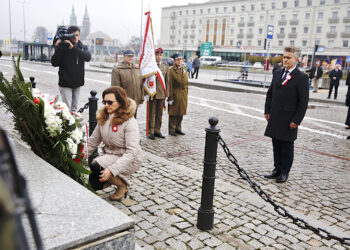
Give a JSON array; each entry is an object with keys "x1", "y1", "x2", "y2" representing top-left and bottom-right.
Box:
[
  {"x1": 171, "y1": 53, "x2": 183, "y2": 60},
  {"x1": 155, "y1": 48, "x2": 164, "y2": 54},
  {"x1": 123, "y1": 48, "x2": 135, "y2": 56}
]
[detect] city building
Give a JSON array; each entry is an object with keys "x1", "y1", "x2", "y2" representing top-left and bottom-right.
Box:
[
  {"x1": 160, "y1": 0, "x2": 350, "y2": 65},
  {"x1": 68, "y1": 5, "x2": 91, "y2": 41}
]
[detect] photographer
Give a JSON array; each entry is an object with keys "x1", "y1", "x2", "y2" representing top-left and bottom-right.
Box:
[{"x1": 51, "y1": 26, "x2": 91, "y2": 112}]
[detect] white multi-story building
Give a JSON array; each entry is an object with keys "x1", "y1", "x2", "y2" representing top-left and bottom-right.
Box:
[{"x1": 160, "y1": 0, "x2": 350, "y2": 63}]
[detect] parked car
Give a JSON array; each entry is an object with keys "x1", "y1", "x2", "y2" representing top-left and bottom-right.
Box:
[
  {"x1": 253, "y1": 62, "x2": 264, "y2": 68},
  {"x1": 199, "y1": 56, "x2": 222, "y2": 66},
  {"x1": 162, "y1": 57, "x2": 174, "y2": 66}
]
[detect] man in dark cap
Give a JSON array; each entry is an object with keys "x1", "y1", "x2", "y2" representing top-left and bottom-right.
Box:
[
  {"x1": 148, "y1": 48, "x2": 169, "y2": 139},
  {"x1": 167, "y1": 53, "x2": 188, "y2": 136},
  {"x1": 111, "y1": 48, "x2": 144, "y2": 117}
]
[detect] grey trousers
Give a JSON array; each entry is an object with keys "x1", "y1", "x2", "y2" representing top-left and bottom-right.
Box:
[{"x1": 59, "y1": 86, "x2": 81, "y2": 112}]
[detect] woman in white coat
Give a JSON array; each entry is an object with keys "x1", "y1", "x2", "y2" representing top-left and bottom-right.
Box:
[{"x1": 86, "y1": 86, "x2": 143, "y2": 201}]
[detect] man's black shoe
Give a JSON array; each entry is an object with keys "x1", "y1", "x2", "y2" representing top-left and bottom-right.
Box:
[
  {"x1": 147, "y1": 134, "x2": 155, "y2": 140},
  {"x1": 347, "y1": 136, "x2": 350, "y2": 139},
  {"x1": 175, "y1": 130, "x2": 185, "y2": 135},
  {"x1": 154, "y1": 132, "x2": 165, "y2": 138},
  {"x1": 169, "y1": 131, "x2": 177, "y2": 136},
  {"x1": 276, "y1": 173, "x2": 289, "y2": 183},
  {"x1": 264, "y1": 170, "x2": 280, "y2": 179}
]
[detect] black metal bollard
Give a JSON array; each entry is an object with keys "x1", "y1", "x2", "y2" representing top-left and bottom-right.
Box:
[
  {"x1": 88, "y1": 90, "x2": 98, "y2": 164},
  {"x1": 197, "y1": 117, "x2": 220, "y2": 230},
  {"x1": 30, "y1": 76, "x2": 36, "y2": 88}
]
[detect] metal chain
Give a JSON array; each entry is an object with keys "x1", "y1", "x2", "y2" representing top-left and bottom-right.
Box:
[
  {"x1": 217, "y1": 134, "x2": 350, "y2": 246},
  {"x1": 77, "y1": 102, "x2": 89, "y2": 113}
]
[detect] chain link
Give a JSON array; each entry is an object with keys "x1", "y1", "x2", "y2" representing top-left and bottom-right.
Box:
[
  {"x1": 77, "y1": 102, "x2": 89, "y2": 113},
  {"x1": 217, "y1": 134, "x2": 350, "y2": 246}
]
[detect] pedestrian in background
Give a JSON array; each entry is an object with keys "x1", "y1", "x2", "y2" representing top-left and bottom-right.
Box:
[
  {"x1": 187, "y1": 58, "x2": 193, "y2": 78},
  {"x1": 167, "y1": 53, "x2": 188, "y2": 136},
  {"x1": 306, "y1": 61, "x2": 323, "y2": 93},
  {"x1": 272, "y1": 61, "x2": 282, "y2": 74},
  {"x1": 148, "y1": 48, "x2": 168, "y2": 140},
  {"x1": 0, "y1": 50, "x2": 2, "y2": 58},
  {"x1": 85, "y1": 86, "x2": 143, "y2": 201},
  {"x1": 191, "y1": 55, "x2": 200, "y2": 79},
  {"x1": 345, "y1": 71, "x2": 350, "y2": 130},
  {"x1": 328, "y1": 64, "x2": 343, "y2": 99},
  {"x1": 51, "y1": 25, "x2": 91, "y2": 112},
  {"x1": 111, "y1": 48, "x2": 144, "y2": 117},
  {"x1": 264, "y1": 46, "x2": 309, "y2": 183}
]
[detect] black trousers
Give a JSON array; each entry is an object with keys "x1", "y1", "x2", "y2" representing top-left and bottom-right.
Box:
[
  {"x1": 191, "y1": 67, "x2": 199, "y2": 79},
  {"x1": 328, "y1": 82, "x2": 339, "y2": 99},
  {"x1": 272, "y1": 138, "x2": 294, "y2": 174}
]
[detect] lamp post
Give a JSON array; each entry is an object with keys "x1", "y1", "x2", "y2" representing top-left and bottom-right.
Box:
[
  {"x1": 18, "y1": 0, "x2": 28, "y2": 42},
  {"x1": 8, "y1": 0, "x2": 13, "y2": 57}
]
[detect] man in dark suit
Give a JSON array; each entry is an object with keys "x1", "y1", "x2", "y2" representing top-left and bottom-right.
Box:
[
  {"x1": 306, "y1": 61, "x2": 323, "y2": 93},
  {"x1": 328, "y1": 64, "x2": 343, "y2": 99},
  {"x1": 264, "y1": 46, "x2": 309, "y2": 183}
]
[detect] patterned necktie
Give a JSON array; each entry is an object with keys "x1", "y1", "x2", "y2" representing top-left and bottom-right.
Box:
[{"x1": 282, "y1": 70, "x2": 289, "y2": 82}]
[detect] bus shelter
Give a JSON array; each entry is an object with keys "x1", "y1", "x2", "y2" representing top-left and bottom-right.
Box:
[{"x1": 23, "y1": 43, "x2": 54, "y2": 62}]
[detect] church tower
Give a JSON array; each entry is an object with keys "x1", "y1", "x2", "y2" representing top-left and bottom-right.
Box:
[
  {"x1": 81, "y1": 5, "x2": 90, "y2": 40},
  {"x1": 69, "y1": 5, "x2": 77, "y2": 26}
]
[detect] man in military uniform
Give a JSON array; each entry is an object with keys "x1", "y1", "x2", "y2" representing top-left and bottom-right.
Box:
[
  {"x1": 167, "y1": 53, "x2": 188, "y2": 136},
  {"x1": 111, "y1": 48, "x2": 144, "y2": 117},
  {"x1": 148, "y1": 48, "x2": 168, "y2": 140}
]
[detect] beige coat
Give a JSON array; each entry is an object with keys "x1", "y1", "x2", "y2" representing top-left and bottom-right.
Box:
[
  {"x1": 167, "y1": 65, "x2": 188, "y2": 115},
  {"x1": 111, "y1": 61, "x2": 144, "y2": 104},
  {"x1": 86, "y1": 99, "x2": 143, "y2": 186}
]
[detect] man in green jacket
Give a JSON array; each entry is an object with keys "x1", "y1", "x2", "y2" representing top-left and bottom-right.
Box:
[{"x1": 111, "y1": 48, "x2": 144, "y2": 117}]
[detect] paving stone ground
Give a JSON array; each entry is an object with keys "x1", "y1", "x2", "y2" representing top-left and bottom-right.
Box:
[{"x1": 1, "y1": 60, "x2": 349, "y2": 249}]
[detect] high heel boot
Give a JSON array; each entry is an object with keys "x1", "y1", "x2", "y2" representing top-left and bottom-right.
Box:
[{"x1": 108, "y1": 176, "x2": 128, "y2": 201}]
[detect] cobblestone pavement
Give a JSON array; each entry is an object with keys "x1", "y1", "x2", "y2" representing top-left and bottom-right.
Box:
[{"x1": 1, "y1": 60, "x2": 350, "y2": 249}]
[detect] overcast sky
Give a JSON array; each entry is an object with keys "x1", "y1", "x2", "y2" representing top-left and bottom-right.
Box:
[{"x1": 0, "y1": 0, "x2": 206, "y2": 45}]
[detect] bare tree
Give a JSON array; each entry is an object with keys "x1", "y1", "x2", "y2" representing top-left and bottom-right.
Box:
[
  {"x1": 126, "y1": 36, "x2": 141, "y2": 56},
  {"x1": 32, "y1": 26, "x2": 48, "y2": 44}
]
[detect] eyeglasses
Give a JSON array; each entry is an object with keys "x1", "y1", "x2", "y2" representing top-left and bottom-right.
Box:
[{"x1": 102, "y1": 100, "x2": 117, "y2": 105}]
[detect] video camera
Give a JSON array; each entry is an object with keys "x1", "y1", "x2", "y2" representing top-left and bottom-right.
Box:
[{"x1": 53, "y1": 26, "x2": 76, "y2": 49}]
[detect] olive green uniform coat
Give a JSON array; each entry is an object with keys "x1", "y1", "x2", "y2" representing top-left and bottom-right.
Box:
[{"x1": 167, "y1": 65, "x2": 188, "y2": 115}]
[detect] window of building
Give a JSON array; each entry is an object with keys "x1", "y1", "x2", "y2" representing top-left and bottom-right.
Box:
[
  {"x1": 330, "y1": 26, "x2": 336, "y2": 33},
  {"x1": 239, "y1": 28, "x2": 243, "y2": 34},
  {"x1": 332, "y1": 11, "x2": 338, "y2": 18},
  {"x1": 178, "y1": 30, "x2": 181, "y2": 35},
  {"x1": 343, "y1": 40, "x2": 349, "y2": 47},
  {"x1": 199, "y1": 29, "x2": 202, "y2": 34},
  {"x1": 283, "y1": 1, "x2": 287, "y2": 8},
  {"x1": 249, "y1": 16, "x2": 254, "y2": 22},
  {"x1": 348, "y1": 10, "x2": 350, "y2": 18},
  {"x1": 232, "y1": 6, "x2": 236, "y2": 12},
  {"x1": 224, "y1": 7, "x2": 227, "y2": 12},
  {"x1": 249, "y1": 28, "x2": 253, "y2": 34},
  {"x1": 258, "y1": 40, "x2": 262, "y2": 46},
  {"x1": 179, "y1": 11, "x2": 182, "y2": 16},
  {"x1": 241, "y1": 5, "x2": 245, "y2": 11},
  {"x1": 231, "y1": 17, "x2": 235, "y2": 23},
  {"x1": 248, "y1": 40, "x2": 252, "y2": 46},
  {"x1": 282, "y1": 14, "x2": 286, "y2": 20},
  {"x1": 292, "y1": 27, "x2": 296, "y2": 33},
  {"x1": 305, "y1": 13, "x2": 311, "y2": 20},
  {"x1": 316, "y1": 26, "x2": 322, "y2": 33},
  {"x1": 230, "y1": 40, "x2": 234, "y2": 45},
  {"x1": 251, "y1": 4, "x2": 255, "y2": 11},
  {"x1": 260, "y1": 16, "x2": 264, "y2": 22},
  {"x1": 221, "y1": 19, "x2": 226, "y2": 46},
  {"x1": 280, "y1": 27, "x2": 285, "y2": 33},
  {"x1": 261, "y1": 3, "x2": 265, "y2": 10},
  {"x1": 231, "y1": 28, "x2": 234, "y2": 35},
  {"x1": 186, "y1": 10, "x2": 189, "y2": 15},
  {"x1": 216, "y1": 8, "x2": 219, "y2": 13},
  {"x1": 290, "y1": 40, "x2": 295, "y2": 46},
  {"x1": 307, "y1": 0, "x2": 312, "y2": 6},
  {"x1": 240, "y1": 16, "x2": 244, "y2": 22},
  {"x1": 208, "y1": 8, "x2": 211, "y2": 14},
  {"x1": 328, "y1": 40, "x2": 334, "y2": 48},
  {"x1": 179, "y1": 20, "x2": 182, "y2": 25},
  {"x1": 295, "y1": 0, "x2": 299, "y2": 7},
  {"x1": 320, "y1": 0, "x2": 325, "y2": 5},
  {"x1": 193, "y1": 10, "x2": 196, "y2": 15},
  {"x1": 200, "y1": 9, "x2": 203, "y2": 14},
  {"x1": 272, "y1": 2, "x2": 276, "y2": 9},
  {"x1": 185, "y1": 20, "x2": 188, "y2": 25},
  {"x1": 191, "y1": 40, "x2": 194, "y2": 44},
  {"x1": 206, "y1": 20, "x2": 210, "y2": 42},
  {"x1": 318, "y1": 12, "x2": 324, "y2": 19},
  {"x1": 259, "y1": 28, "x2": 263, "y2": 34},
  {"x1": 346, "y1": 25, "x2": 350, "y2": 32},
  {"x1": 171, "y1": 30, "x2": 174, "y2": 35},
  {"x1": 293, "y1": 14, "x2": 298, "y2": 20},
  {"x1": 279, "y1": 40, "x2": 283, "y2": 46},
  {"x1": 192, "y1": 20, "x2": 195, "y2": 24},
  {"x1": 304, "y1": 27, "x2": 309, "y2": 33},
  {"x1": 213, "y1": 19, "x2": 218, "y2": 46},
  {"x1": 302, "y1": 40, "x2": 307, "y2": 46},
  {"x1": 270, "y1": 15, "x2": 275, "y2": 21},
  {"x1": 178, "y1": 40, "x2": 180, "y2": 44},
  {"x1": 171, "y1": 40, "x2": 174, "y2": 44},
  {"x1": 184, "y1": 39, "x2": 187, "y2": 44},
  {"x1": 200, "y1": 19, "x2": 202, "y2": 24},
  {"x1": 335, "y1": 0, "x2": 339, "y2": 3}
]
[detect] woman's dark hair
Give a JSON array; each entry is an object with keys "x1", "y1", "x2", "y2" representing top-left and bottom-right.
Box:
[{"x1": 102, "y1": 86, "x2": 129, "y2": 113}]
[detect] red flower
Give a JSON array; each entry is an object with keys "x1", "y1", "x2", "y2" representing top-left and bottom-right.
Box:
[
  {"x1": 79, "y1": 153, "x2": 84, "y2": 158},
  {"x1": 33, "y1": 98, "x2": 40, "y2": 105},
  {"x1": 80, "y1": 144, "x2": 84, "y2": 152},
  {"x1": 73, "y1": 158, "x2": 80, "y2": 164},
  {"x1": 112, "y1": 125, "x2": 118, "y2": 132}
]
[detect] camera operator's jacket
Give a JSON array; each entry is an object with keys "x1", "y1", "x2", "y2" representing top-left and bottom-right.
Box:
[{"x1": 51, "y1": 40, "x2": 91, "y2": 88}]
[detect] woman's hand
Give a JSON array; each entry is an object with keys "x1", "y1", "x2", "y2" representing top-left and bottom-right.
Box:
[{"x1": 99, "y1": 168, "x2": 112, "y2": 182}]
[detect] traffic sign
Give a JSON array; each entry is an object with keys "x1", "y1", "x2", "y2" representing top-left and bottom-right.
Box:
[
  {"x1": 264, "y1": 39, "x2": 272, "y2": 50},
  {"x1": 200, "y1": 42, "x2": 212, "y2": 56},
  {"x1": 47, "y1": 33, "x2": 53, "y2": 40},
  {"x1": 267, "y1": 25, "x2": 274, "y2": 39}
]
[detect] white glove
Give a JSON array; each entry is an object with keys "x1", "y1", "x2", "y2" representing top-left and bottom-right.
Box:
[
  {"x1": 168, "y1": 100, "x2": 174, "y2": 105},
  {"x1": 145, "y1": 95, "x2": 150, "y2": 102}
]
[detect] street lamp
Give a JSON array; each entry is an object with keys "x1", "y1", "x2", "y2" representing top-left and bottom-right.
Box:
[
  {"x1": 8, "y1": 0, "x2": 13, "y2": 57},
  {"x1": 17, "y1": 0, "x2": 29, "y2": 42}
]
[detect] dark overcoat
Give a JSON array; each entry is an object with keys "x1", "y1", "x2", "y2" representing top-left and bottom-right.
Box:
[
  {"x1": 167, "y1": 65, "x2": 188, "y2": 116},
  {"x1": 264, "y1": 67, "x2": 309, "y2": 141}
]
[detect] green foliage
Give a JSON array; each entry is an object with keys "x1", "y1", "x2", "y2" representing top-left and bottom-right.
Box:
[{"x1": 0, "y1": 55, "x2": 92, "y2": 190}]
